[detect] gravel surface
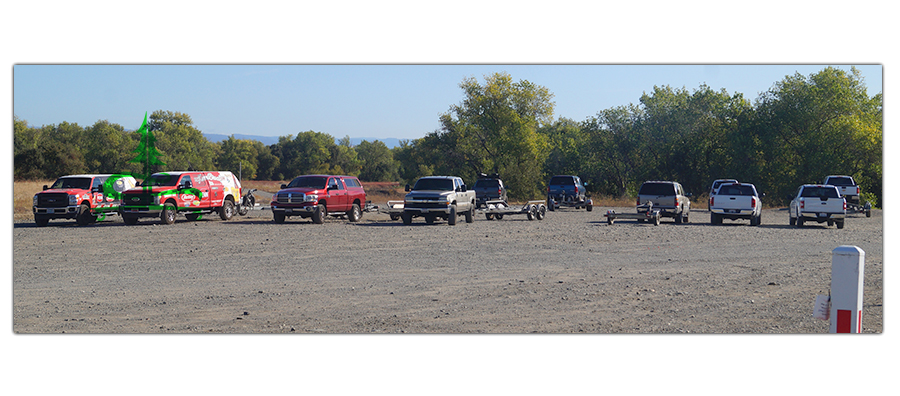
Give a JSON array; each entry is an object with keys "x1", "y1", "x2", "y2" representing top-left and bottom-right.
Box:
[{"x1": 12, "y1": 203, "x2": 883, "y2": 334}]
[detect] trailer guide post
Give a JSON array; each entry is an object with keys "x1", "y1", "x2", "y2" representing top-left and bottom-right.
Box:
[{"x1": 829, "y1": 246, "x2": 865, "y2": 333}]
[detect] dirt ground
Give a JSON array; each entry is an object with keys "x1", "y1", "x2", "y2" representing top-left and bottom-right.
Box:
[{"x1": 12, "y1": 197, "x2": 883, "y2": 334}]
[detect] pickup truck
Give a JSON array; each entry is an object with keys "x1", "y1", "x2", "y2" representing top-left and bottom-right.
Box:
[
  {"x1": 789, "y1": 184, "x2": 846, "y2": 229},
  {"x1": 546, "y1": 175, "x2": 592, "y2": 211},
  {"x1": 401, "y1": 176, "x2": 476, "y2": 225},
  {"x1": 270, "y1": 174, "x2": 366, "y2": 224},
  {"x1": 33, "y1": 173, "x2": 137, "y2": 226},
  {"x1": 709, "y1": 182, "x2": 762, "y2": 226},
  {"x1": 121, "y1": 171, "x2": 241, "y2": 225},
  {"x1": 473, "y1": 173, "x2": 507, "y2": 208},
  {"x1": 822, "y1": 175, "x2": 861, "y2": 205}
]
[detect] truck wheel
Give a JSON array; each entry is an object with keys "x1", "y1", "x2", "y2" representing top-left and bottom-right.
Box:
[
  {"x1": 123, "y1": 214, "x2": 138, "y2": 225},
  {"x1": 837, "y1": 220, "x2": 845, "y2": 229},
  {"x1": 401, "y1": 212, "x2": 412, "y2": 225},
  {"x1": 796, "y1": 217, "x2": 804, "y2": 227},
  {"x1": 273, "y1": 212, "x2": 286, "y2": 223},
  {"x1": 76, "y1": 204, "x2": 93, "y2": 226},
  {"x1": 465, "y1": 205, "x2": 474, "y2": 223},
  {"x1": 789, "y1": 216, "x2": 796, "y2": 226},
  {"x1": 448, "y1": 205, "x2": 457, "y2": 225},
  {"x1": 347, "y1": 203, "x2": 361, "y2": 222},
  {"x1": 547, "y1": 198, "x2": 554, "y2": 212},
  {"x1": 219, "y1": 199, "x2": 235, "y2": 220},
  {"x1": 710, "y1": 213, "x2": 719, "y2": 225},
  {"x1": 160, "y1": 202, "x2": 177, "y2": 224},
  {"x1": 312, "y1": 204, "x2": 325, "y2": 224},
  {"x1": 675, "y1": 211, "x2": 684, "y2": 224},
  {"x1": 35, "y1": 216, "x2": 49, "y2": 227},
  {"x1": 827, "y1": 220, "x2": 834, "y2": 227}
]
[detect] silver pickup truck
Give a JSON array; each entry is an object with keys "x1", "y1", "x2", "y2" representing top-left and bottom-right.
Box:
[
  {"x1": 401, "y1": 176, "x2": 476, "y2": 225},
  {"x1": 709, "y1": 182, "x2": 762, "y2": 226},
  {"x1": 789, "y1": 184, "x2": 846, "y2": 229}
]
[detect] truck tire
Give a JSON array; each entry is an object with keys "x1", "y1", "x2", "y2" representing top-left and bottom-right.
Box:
[
  {"x1": 448, "y1": 205, "x2": 457, "y2": 225},
  {"x1": 465, "y1": 205, "x2": 474, "y2": 223},
  {"x1": 35, "y1": 216, "x2": 49, "y2": 227},
  {"x1": 312, "y1": 204, "x2": 325, "y2": 224},
  {"x1": 547, "y1": 198, "x2": 554, "y2": 211},
  {"x1": 401, "y1": 211, "x2": 412, "y2": 225},
  {"x1": 347, "y1": 203, "x2": 361, "y2": 222},
  {"x1": 123, "y1": 214, "x2": 138, "y2": 225},
  {"x1": 837, "y1": 220, "x2": 845, "y2": 229},
  {"x1": 273, "y1": 211, "x2": 286, "y2": 223},
  {"x1": 219, "y1": 199, "x2": 234, "y2": 220},
  {"x1": 675, "y1": 211, "x2": 684, "y2": 224},
  {"x1": 789, "y1": 216, "x2": 796, "y2": 226},
  {"x1": 796, "y1": 217, "x2": 804, "y2": 227},
  {"x1": 161, "y1": 202, "x2": 177, "y2": 225},
  {"x1": 710, "y1": 213, "x2": 720, "y2": 225},
  {"x1": 76, "y1": 204, "x2": 93, "y2": 226}
]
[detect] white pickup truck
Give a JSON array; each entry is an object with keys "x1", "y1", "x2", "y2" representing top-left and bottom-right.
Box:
[
  {"x1": 789, "y1": 184, "x2": 846, "y2": 229},
  {"x1": 823, "y1": 175, "x2": 860, "y2": 204},
  {"x1": 401, "y1": 176, "x2": 476, "y2": 225},
  {"x1": 709, "y1": 182, "x2": 762, "y2": 226}
]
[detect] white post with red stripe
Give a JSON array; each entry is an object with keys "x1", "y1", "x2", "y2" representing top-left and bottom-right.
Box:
[{"x1": 829, "y1": 246, "x2": 865, "y2": 333}]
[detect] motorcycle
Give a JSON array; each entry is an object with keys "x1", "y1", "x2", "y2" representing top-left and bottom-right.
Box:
[{"x1": 238, "y1": 188, "x2": 257, "y2": 216}]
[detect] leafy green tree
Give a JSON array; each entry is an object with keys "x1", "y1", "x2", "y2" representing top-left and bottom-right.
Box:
[
  {"x1": 436, "y1": 72, "x2": 554, "y2": 199},
  {"x1": 357, "y1": 139, "x2": 400, "y2": 181},
  {"x1": 218, "y1": 136, "x2": 259, "y2": 180},
  {"x1": 148, "y1": 110, "x2": 217, "y2": 172}
]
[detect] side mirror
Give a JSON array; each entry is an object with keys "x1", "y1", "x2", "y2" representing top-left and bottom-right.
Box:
[
  {"x1": 182, "y1": 181, "x2": 192, "y2": 189},
  {"x1": 43, "y1": 185, "x2": 49, "y2": 191},
  {"x1": 281, "y1": 184, "x2": 287, "y2": 189},
  {"x1": 405, "y1": 184, "x2": 411, "y2": 192},
  {"x1": 460, "y1": 184, "x2": 467, "y2": 192},
  {"x1": 136, "y1": 181, "x2": 142, "y2": 187}
]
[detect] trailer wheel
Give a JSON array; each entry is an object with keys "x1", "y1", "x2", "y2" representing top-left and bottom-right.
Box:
[
  {"x1": 390, "y1": 214, "x2": 399, "y2": 221},
  {"x1": 526, "y1": 205, "x2": 535, "y2": 220},
  {"x1": 586, "y1": 203, "x2": 593, "y2": 212},
  {"x1": 653, "y1": 215, "x2": 660, "y2": 226},
  {"x1": 485, "y1": 213, "x2": 493, "y2": 220},
  {"x1": 536, "y1": 204, "x2": 546, "y2": 220},
  {"x1": 607, "y1": 216, "x2": 614, "y2": 225},
  {"x1": 495, "y1": 214, "x2": 504, "y2": 220}
]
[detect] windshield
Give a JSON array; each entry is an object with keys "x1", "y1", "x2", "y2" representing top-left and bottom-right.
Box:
[
  {"x1": 50, "y1": 177, "x2": 92, "y2": 190},
  {"x1": 143, "y1": 174, "x2": 180, "y2": 187},
  {"x1": 801, "y1": 187, "x2": 839, "y2": 199},
  {"x1": 287, "y1": 176, "x2": 327, "y2": 189},
  {"x1": 413, "y1": 178, "x2": 454, "y2": 191}
]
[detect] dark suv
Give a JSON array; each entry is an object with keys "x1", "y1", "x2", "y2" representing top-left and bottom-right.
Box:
[
  {"x1": 637, "y1": 181, "x2": 691, "y2": 223},
  {"x1": 473, "y1": 173, "x2": 507, "y2": 208}
]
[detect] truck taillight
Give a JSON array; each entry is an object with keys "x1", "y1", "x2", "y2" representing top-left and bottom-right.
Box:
[
  {"x1": 844, "y1": 200, "x2": 847, "y2": 211},
  {"x1": 710, "y1": 197, "x2": 714, "y2": 206},
  {"x1": 498, "y1": 188, "x2": 502, "y2": 195},
  {"x1": 636, "y1": 198, "x2": 640, "y2": 206},
  {"x1": 800, "y1": 199, "x2": 805, "y2": 209},
  {"x1": 856, "y1": 186, "x2": 860, "y2": 195},
  {"x1": 751, "y1": 197, "x2": 756, "y2": 208}
]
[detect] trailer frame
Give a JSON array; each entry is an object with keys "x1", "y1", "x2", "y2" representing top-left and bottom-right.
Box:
[{"x1": 604, "y1": 202, "x2": 661, "y2": 226}]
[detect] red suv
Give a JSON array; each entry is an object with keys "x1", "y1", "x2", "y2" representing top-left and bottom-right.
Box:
[{"x1": 271, "y1": 175, "x2": 366, "y2": 224}]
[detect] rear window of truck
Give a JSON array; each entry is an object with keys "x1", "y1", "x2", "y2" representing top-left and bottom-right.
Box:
[
  {"x1": 801, "y1": 187, "x2": 839, "y2": 199},
  {"x1": 639, "y1": 182, "x2": 675, "y2": 196},
  {"x1": 825, "y1": 177, "x2": 855, "y2": 186},
  {"x1": 549, "y1": 176, "x2": 574, "y2": 186},
  {"x1": 718, "y1": 184, "x2": 755, "y2": 196}
]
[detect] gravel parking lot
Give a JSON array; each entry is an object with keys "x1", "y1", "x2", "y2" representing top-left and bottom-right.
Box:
[{"x1": 12, "y1": 203, "x2": 882, "y2": 334}]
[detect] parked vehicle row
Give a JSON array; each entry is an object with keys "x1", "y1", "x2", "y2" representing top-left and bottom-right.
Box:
[{"x1": 32, "y1": 172, "x2": 868, "y2": 229}]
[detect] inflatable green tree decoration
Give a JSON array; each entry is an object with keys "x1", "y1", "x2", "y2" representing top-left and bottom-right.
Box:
[{"x1": 129, "y1": 112, "x2": 165, "y2": 180}]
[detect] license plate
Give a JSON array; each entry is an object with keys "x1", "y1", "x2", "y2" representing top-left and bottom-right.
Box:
[
  {"x1": 819, "y1": 213, "x2": 827, "y2": 217},
  {"x1": 285, "y1": 209, "x2": 293, "y2": 213},
  {"x1": 422, "y1": 209, "x2": 429, "y2": 213},
  {"x1": 47, "y1": 209, "x2": 54, "y2": 214}
]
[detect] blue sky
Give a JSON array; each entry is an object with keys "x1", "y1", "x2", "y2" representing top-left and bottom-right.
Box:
[{"x1": 13, "y1": 64, "x2": 882, "y2": 141}]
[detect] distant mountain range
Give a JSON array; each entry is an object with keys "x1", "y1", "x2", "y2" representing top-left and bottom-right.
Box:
[{"x1": 202, "y1": 133, "x2": 404, "y2": 149}]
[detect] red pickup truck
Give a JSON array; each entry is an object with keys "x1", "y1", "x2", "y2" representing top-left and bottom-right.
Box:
[
  {"x1": 270, "y1": 175, "x2": 366, "y2": 224},
  {"x1": 33, "y1": 174, "x2": 137, "y2": 226}
]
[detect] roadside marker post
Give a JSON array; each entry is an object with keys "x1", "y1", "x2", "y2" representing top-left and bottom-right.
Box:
[{"x1": 830, "y1": 246, "x2": 865, "y2": 333}]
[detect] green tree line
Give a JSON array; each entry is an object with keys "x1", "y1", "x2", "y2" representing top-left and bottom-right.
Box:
[{"x1": 13, "y1": 67, "x2": 882, "y2": 207}]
